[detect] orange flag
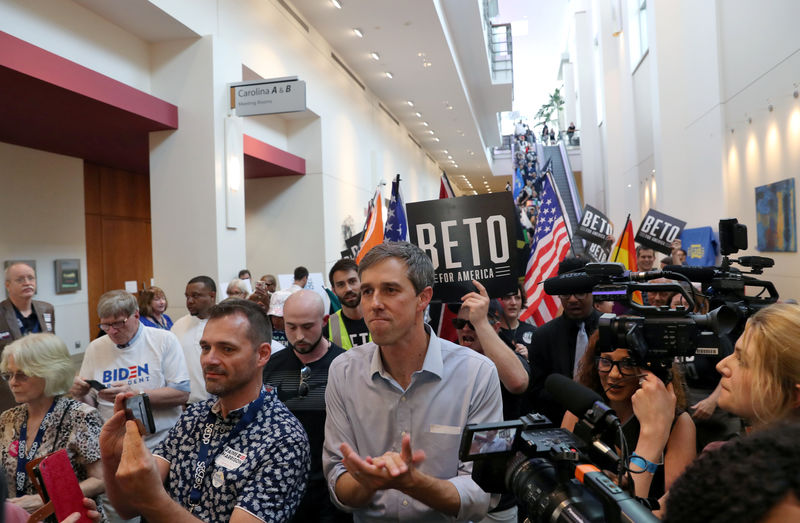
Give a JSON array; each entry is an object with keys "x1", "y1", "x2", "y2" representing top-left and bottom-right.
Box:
[
  {"x1": 611, "y1": 218, "x2": 641, "y2": 303},
  {"x1": 356, "y1": 191, "x2": 384, "y2": 264},
  {"x1": 611, "y1": 219, "x2": 637, "y2": 271}
]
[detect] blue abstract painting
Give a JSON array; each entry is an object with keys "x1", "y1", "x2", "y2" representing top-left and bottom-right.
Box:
[{"x1": 755, "y1": 178, "x2": 796, "y2": 252}]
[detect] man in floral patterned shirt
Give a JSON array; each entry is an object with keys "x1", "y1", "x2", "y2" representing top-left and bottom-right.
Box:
[{"x1": 99, "y1": 299, "x2": 310, "y2": 522}]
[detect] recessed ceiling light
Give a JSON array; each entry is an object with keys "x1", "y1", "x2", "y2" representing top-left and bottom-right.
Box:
[
  {"x1": 353, "y1": 28, "x2": 363, "y2": 38},
  {"x1": 331, "y1": 0, "x2": 342, "y2": 8},
  {"x1": 426, "y1": 130, "x2": 434, "y2": 134},
  {"x1": 385, "y1": 71, "x2": 393, "y2": 79},
  {"x1": 443, "y1": 150, "x2": 449, "y2": 154},
  {"x1": 422, "y1": 122, "x2": 429, "y2": 127},
  {"x1": 415, "y1": 112, "x2": 422, "y2": 118},
  {"x1": 406, "y1": 100, "x2": 414, "y2": 107},
  {"x1": 433, "y1": 137, "x2": 440, "y2": 142},
  {"x1": 454, "y1": 164, "x2": 459, "y2": 168},
  {"x1": 370, "y1": 52, "x2": 380, "y2": 61},
  {"x1": 447, "y1": 155, "x2": 453, "y2": 159},
  {"x1": 446, "y1": 104, "x2": 453, "y2": 110}
]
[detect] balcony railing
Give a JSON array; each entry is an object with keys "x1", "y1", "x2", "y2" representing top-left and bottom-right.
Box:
[{"x1": 489, "y1": 23, "x2": 513, "y2": 84}]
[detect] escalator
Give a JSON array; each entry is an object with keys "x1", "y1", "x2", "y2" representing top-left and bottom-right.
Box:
[{"x1": 537, "y1": 142, "x2": 585, "y2": 256}]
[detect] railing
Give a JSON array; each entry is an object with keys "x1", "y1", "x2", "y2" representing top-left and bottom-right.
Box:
[{"x1": 489, "y1": 23, "x2": 513, "y2": 84}]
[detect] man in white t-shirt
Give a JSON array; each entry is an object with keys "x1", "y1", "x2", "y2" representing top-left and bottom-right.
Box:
[
  {"x1": 71, "y1": 290, "x2": 189, "y2": 449},
  {"x1": 171, "y1": 275, "x2": 216, "y2": 403}
]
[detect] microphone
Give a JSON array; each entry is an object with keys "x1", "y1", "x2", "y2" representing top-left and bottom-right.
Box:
[
  {"x1": 662, "y1": 265, "x2": 717, "y2": 283},
  {"x1": 545, "y1": 373, "x2": 620, "y2": 434},
  {"x1": 546, "y1": 373, "x2": 601, "y2": 415},
  {"x1": 543, "y1": 273, "x2": 600, "y2": 296}
]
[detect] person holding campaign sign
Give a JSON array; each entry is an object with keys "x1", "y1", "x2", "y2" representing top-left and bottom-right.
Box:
[
  {"x1": 576, "y1": 205, "x2": 614, "y2": 263},
  {"x1": 635, "y1": 210, "x2": 687, "y2": 259},
  {"x1": 407, "y1": 192, "x2": 521, "y2": 303}
]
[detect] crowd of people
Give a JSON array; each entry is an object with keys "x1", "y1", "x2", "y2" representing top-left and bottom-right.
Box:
[{"x1": 0, "y1": 237, "x2": 798, "y2": 522}]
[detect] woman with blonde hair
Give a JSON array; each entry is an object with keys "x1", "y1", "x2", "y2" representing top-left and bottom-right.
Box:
[
  {"x1": 138, "y1": 286, "x2": 173, "y2": 330},
  {"x1": 0, "y1": 334, "x2": 105, "y2": 516},
  {"x1": 716, "y1": 302, "x2": 800, "y2": 427}
]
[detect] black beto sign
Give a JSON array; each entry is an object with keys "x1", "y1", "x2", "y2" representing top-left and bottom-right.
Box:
[
  {"x1": 635, "y1": 209, "x2": 687, "y2": 254},
  {"x1": 407, "y1": 192, "x2": 520, "y2": 302},
  {"x1": 576, "y1": 205, "x2": 613, "y2": 262},
  {"x1": 340, "y1": 233, "x2": 362, "y2": 259}
]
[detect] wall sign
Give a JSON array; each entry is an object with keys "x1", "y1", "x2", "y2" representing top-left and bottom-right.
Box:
[{"x1": 230, "y1": 77, "x2": 306, "y2": 116}]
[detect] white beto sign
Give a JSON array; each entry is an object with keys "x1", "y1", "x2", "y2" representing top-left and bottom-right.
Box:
[{"x1": 230, "y1": 77, "x2": 306, "y2": 116}]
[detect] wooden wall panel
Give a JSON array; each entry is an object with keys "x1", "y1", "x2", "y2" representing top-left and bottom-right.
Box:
[{"x1": 84, "y1": 163, "x2": 152, "y2": 336}]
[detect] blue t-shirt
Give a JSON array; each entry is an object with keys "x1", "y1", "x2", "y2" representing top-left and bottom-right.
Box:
[{"x1": 681, "y1": 227, "x2": 718, "y2": 266}]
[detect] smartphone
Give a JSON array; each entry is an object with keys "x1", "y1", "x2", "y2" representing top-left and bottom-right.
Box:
[
  {"x1": 125, "y1": 393, "x2": 157, "y2": 434},
  {"x1": 85, "y1": 379, "x2": 107, "y2": 391},
  {"x1": 37, "y1": 450, "x2": 92, "y2": 523}
]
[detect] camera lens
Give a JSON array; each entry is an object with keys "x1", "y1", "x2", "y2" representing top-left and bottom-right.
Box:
[{"x1": 507, "y1": 457, "x2": 605, "y2": 522}]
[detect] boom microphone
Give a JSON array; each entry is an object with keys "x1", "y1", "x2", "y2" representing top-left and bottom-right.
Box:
[{"x1": 543, "y1": 273, "x2": 601, "y2": 296}]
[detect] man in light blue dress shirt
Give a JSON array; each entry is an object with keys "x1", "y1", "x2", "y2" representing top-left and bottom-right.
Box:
[{"x1": 323, "y1": 242, "x2": 503, "y2": 522}]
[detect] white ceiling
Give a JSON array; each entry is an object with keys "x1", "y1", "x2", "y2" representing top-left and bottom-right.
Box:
[{"x1": 289, "y1": 0, "x2": 516, "y2": 193}]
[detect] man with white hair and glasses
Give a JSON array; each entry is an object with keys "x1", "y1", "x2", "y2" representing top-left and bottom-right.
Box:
[{"x1": 71, "y1": 290, "x2": 189, "y2": 449}]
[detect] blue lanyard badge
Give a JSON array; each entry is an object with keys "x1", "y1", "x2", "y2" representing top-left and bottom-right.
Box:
[
  {"x1": 188, "y1": 389, "x2": 266, "y2": 509},
  {"x1": 15, "y1": 398, "x2": 59, "y2": 497}
]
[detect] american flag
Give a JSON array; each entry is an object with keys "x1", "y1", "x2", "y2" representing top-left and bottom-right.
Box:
[
  {"x1": 519, "y1": 173, "x2": 571, "y2": 325},
  {"x1": 384, "y1": 174, "x2": 408, "y2": 242}
]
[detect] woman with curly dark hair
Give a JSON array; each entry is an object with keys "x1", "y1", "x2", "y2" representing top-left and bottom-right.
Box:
[{"x1": 561, "y1": 332, "x2": 696, "y2": 500}]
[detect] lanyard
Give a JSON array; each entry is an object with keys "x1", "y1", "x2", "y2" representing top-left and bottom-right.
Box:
[
  {"x1": 188, "y1": 389, "x2": 266, "y2": 509},
  {"x1": 15, "y1": 397, "x2": 59, "y2": 497}
]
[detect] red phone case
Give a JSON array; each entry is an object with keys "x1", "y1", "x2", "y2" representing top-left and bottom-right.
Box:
[{"x1": 37, "y1": 449, "x2": 91, "y2": 523}]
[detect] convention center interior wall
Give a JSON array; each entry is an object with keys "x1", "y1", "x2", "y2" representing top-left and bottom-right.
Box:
[
  {"x1": 0, "y1": 0, "x2": 441, "y2": 343},
  {"x1": 572, "y1": 0, "x2": 800, "y2": 300}
]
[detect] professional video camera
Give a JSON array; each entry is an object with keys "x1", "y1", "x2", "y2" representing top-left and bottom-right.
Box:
[
  {"x1": 663, "y1": 218, "x2": 778, "y2": 339},
  {"x1": 459, "y1": 374, "x2": 658, "y2": 523},
  {"x1": 543, "y1": 259, "x2": 737, "y2": 381}
]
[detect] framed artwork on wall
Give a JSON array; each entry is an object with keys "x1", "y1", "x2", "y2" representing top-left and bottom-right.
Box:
[
  {"x1": 755, "y1": 178, "x2": 797, "y2": 252},
  {"x1": 55, "y1": 259, "x2": 81, "y2": 293}
]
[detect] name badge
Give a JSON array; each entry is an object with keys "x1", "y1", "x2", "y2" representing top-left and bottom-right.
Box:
[
  {"x1": 214, "y1": 447, "x2": 247, "y2": 471},
  {"x1": 43, "y1": 313, "x2": 52, "y2": 322},
  {"x1": 0, "y1": 331, "x2": 10, "y2": 340}
]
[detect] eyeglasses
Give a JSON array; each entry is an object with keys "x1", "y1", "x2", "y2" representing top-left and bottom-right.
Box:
[
  {"x1": 1, "y1": 371, "x2": 29, "y2": 382},
  {"x1": 12, "y1": 275, "x2": 36, "y2": 285},
  {"x1": 298, "y1": 366, "x2": 311, "y2": 398},
  {"x1": 560, "y1": 293, "x2": 589, "y2": 300},
  {"x1": 452, "y1": 318, "x2": 476, "y2": 330},
  {"x1": 596, "y1": 357, "x2": 638, "y2": 376},
  {"x1": 98, "y1": 315, "x2": 132, "y2": 332}
]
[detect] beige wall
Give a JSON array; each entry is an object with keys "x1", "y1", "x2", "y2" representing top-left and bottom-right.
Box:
[{"x1": 0, "y1": 142, "x2": 90, "y2": 353}]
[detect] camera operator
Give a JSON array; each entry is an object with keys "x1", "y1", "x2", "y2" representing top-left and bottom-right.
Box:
[
  {"x1": 453, "y1": 282, "x2": 530, "y2": 523},
  {"x1": 562, "y1": 334, "x2": 696, "y2": 499},
  {"x1": 528, "y1": 257, "x2": 600, "y2": 424}
]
